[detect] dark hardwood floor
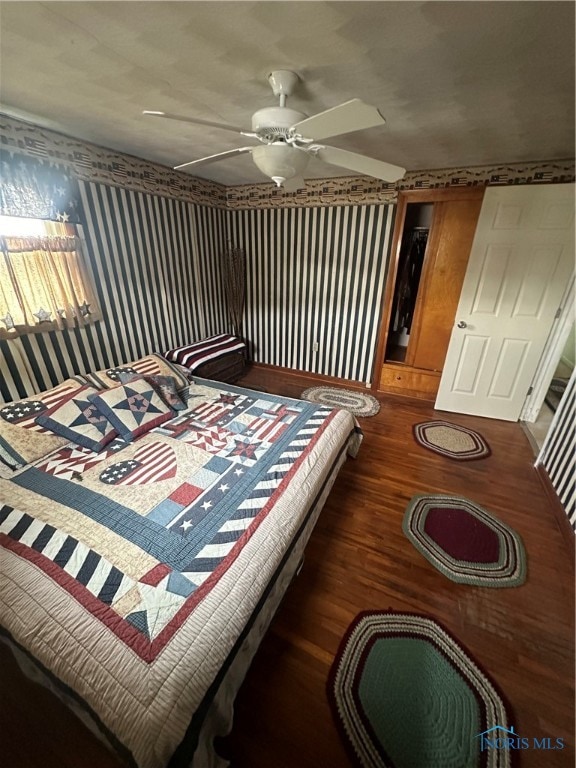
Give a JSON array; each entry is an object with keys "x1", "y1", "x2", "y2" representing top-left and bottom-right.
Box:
[{"x1": 1, "y1": 367, "x2": 574, "y2": 768}]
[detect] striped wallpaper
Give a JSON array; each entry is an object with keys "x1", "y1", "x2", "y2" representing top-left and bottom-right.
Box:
[
  {"x1": 538, "y1": 370, "x2": 576, "y2": 530},
  {"x1": 1, "y1": 183, "x2": 229, "y2": 403},
  {"x1": 226, "y1": 204, "x2": 394, "y2": 383},
  {"x1": 1, "y1": 182, "x2": 394, "y2": 402}
]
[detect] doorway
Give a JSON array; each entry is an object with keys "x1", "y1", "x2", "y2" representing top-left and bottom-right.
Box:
[
  {"x1": 435, "y1": 183, "x2": 575, "y2": 420},
  {"x1": 523, "y1": 320, "x2": 575, "y2": 452}
]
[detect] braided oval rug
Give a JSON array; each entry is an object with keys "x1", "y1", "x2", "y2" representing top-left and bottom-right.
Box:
[
  {"x1": 301, "y1": 387, "x2": 380, "y2": 417},
  {"x1": 328, "y1": 611, "x2": 512, "y2": 768}
]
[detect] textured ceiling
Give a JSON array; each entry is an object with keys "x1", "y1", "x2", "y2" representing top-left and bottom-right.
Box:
[{"x1": 0, "y1": 1, "x2": 574, "y2": 186}]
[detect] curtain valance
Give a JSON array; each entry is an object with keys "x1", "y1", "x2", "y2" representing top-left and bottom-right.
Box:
[{"x1": 0, "y1": 234, "x2": 101, "y2": 338}]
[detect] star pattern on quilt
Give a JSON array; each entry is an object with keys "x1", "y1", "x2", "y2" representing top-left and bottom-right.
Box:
[
  {"x1": 230, "y1": 440, "x2": 258, "y2": 459},
  {"x1": 115, "y1": 386, "x2": 162, "y2": 423},
  {"x1": 1, "y1": 400, "x2": 46, "y2": 423},
  {"x1": 101, "y1": 460, "x2": 140, "y2": 484},
  {"x1": 218, "y1": 393, "x2": 238, "y2": 405},
  {"x1": 125, "y1": 582, "x2": 187, "y2": 640},
  {"x1": 181, "y1": 425, "x2": 230, "y2": 454},
  {"x1": 70, "y1": 399, "x2": 111, "y2": 434},
  {"x1": 106, "y1": 366, "x2": 138, "y2": 382}
]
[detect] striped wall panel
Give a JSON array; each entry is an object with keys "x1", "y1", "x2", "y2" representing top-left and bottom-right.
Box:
[
  {"x1": 538, "y1": 370, "x2": 576, "y2": 529},
  {"x1": 226, "y1": 203, "x2": 395, "y2": 383},
  {"x1": 1, "y1": 184, "x2": 229, "y2": 403}
]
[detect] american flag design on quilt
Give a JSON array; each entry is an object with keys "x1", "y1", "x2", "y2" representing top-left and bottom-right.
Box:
[
  {"x1": 2, "y1": 383, "x2": 339, "y2": 661},
  {"x1": 0, "y1": 380, "x2": 79, "y2": 434},
  {"x1": 100, "y1": 442, "x2": 177, "y2": 485}
]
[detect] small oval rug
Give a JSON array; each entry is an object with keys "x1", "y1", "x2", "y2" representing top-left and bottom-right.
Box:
[
  {"x1": 403, "y1": 494, "x2": 526, "y2": 587},
  {"x1": 413, "y1": 420, "x2": 491, "y2": 460},
  {"x1": 301, "y1": 387, "x2": 380, "y2": 417},
  {"x1": 328, "y1": 611, "x2": 512, "y2": 768}
]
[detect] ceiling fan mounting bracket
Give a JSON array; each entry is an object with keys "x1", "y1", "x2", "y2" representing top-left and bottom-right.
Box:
[{"x1": 267, "y1": 70, "x2": 300, "y2": 98}]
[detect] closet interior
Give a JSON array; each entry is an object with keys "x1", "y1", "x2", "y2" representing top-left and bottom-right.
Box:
[
  {"x1": 374, "y1": 188, "x2": 485, "y2": 399},
  {"x1": 386, "y1": 203, "x2": 433, "y2": 364}
]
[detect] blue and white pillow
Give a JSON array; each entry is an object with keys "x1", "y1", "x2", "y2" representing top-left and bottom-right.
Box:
[
  {"x1": 116, "y1": 372, "x2": 187, "y2": 411},
  {"x1": 88, "y1": 378, "x2": 174, "y2": 442},
  {"x1": 36, "y1": 384, "x2": 117, "y2": 452}
]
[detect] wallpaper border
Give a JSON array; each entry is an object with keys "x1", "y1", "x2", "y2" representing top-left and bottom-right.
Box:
[
  {"x1": 226, "y1": 161, "x2": 576, "y2": 209},
  {"x1": 0, "y1": 115, "x2": 228, "y2": 208},
  {"x1": 1, "y1": 114, "x2": 574, "y2": 211}
]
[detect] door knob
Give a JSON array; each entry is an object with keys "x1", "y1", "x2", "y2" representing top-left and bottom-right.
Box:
[{"x1": 457, "y1": 320, "x2": 467, "y2": 329}]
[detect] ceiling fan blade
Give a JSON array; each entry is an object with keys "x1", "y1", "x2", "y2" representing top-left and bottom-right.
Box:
[
  {"x1": 316, "y1": 146, "x2": 405, "y2": 182},
  {"x1": 291, "y1": 99, "x2": 386, "y2": 141},
  {"x1": 282, "y1": 175, "x2": 306, "y2": 192},
  {"x1": 175, "y1": 147, "x2": 254, "y2": 171},
  {"x1": 143, "y1": 110, "x2": 246, "y2": 135}
]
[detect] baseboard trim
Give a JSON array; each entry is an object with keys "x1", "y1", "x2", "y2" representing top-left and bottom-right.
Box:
[
  {"x1": 246, "y1": 362, "x2": 369, "y2": 392},
  {"x1": 534, "y1": 461, "x2": 575, "y2": 569}
]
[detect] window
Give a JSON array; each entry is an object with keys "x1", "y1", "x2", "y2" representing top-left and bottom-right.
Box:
[{"x1": 0, "y1": 216, "x2": 101, "y2": 339}]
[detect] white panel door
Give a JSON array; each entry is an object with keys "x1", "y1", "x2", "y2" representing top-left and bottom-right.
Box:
[{"x1": 435, "y1": 184, "x2": 575, "y2": 420}]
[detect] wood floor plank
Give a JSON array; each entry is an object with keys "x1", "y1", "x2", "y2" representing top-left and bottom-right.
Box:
[
  {"x1": 228, "y1": 368, "x2": 575, "y2": 768},
  {"x1": 1, "y1": 367, "x2": 573, "y2": 767}
]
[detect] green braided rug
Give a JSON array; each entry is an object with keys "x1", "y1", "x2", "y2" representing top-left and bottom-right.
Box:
[{"x1": 328, "y1": 611, "x2": 512, "y2": 768}]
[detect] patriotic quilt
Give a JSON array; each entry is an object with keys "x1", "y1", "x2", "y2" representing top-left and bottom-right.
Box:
[{"x1": 0, "y1": 377, "x2": 361, "y2": 768}]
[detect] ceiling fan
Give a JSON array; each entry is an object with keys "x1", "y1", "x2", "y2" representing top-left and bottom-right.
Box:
[{"x1": 143, "y1": 70, "x2": 406, "y2": 189}]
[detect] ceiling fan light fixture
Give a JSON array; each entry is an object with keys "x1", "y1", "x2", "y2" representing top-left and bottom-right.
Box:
[{"x1": 251, "y1": 144, "x2": 309, "y2": 186}]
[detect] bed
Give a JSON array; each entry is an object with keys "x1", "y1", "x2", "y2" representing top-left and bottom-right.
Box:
[{"x1": 0, "y1": 353, "x2": 361, "y2": 768}]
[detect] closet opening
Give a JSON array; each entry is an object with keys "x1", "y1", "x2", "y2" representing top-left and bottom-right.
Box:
[{"x1": 385, "y1": 202, "x2": 433, "y2": 364}]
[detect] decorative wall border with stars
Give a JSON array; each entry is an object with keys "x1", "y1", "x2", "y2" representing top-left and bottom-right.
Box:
[
  {"x1": 1, "y1": 114, "x2": 574, "y2": 211},
  {"x1": 0, "y1": 115, "x2": 228, "y2": 209}
]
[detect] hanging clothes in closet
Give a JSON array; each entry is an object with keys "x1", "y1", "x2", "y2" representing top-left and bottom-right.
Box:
[{"x1": 392, "y1": 227, "x2": 429, "y2": 333}]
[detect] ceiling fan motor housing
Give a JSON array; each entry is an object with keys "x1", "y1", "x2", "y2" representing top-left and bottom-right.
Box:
[{"x1": 251, "y1": 106, "x2": 307, "y2": 142}]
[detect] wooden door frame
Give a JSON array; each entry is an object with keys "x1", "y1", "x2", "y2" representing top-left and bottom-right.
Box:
[
  {"x1": 521, "y1": 278, "x2": 574, "y2": 423},
  {"x1": 370, "y1": 187, "x2": 485, "y2": 392}
]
